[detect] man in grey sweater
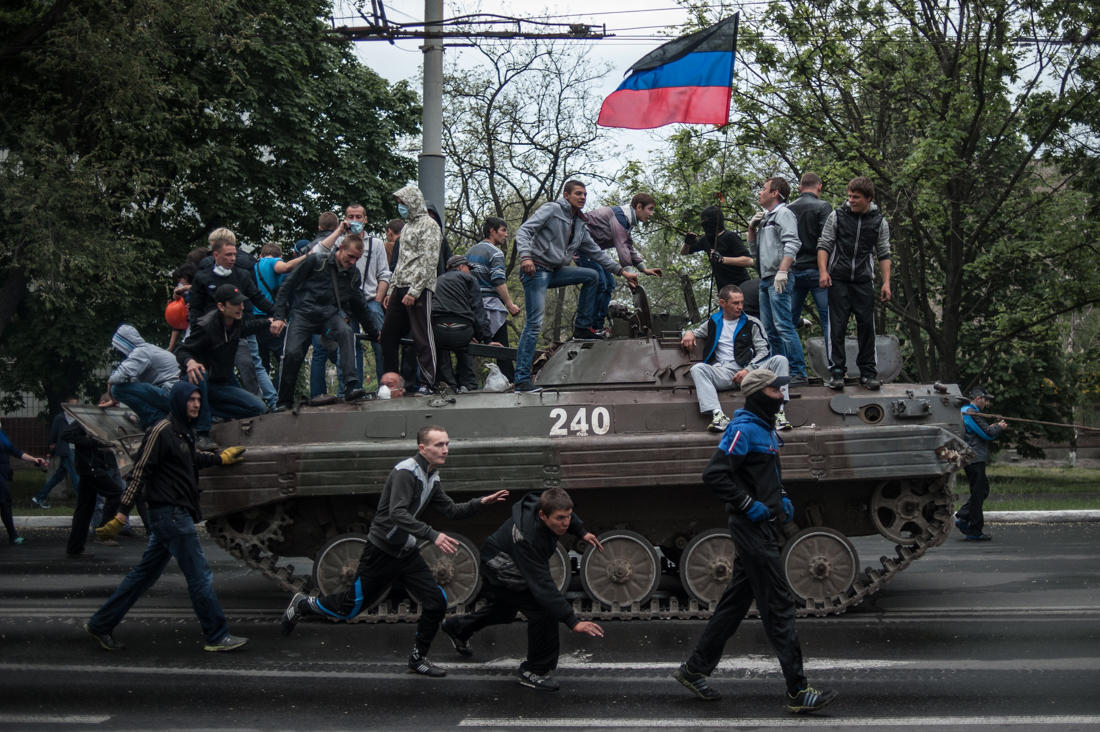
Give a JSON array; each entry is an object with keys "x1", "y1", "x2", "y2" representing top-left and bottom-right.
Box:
[{"x1": 280, "y1": 425, "x2": 508, "y2": 677}]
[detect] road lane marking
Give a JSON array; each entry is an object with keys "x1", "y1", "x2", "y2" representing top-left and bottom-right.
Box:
[
  {"x1": 457, "y1": 716, "x2": 1100, "y2": 728},
  {"x1": 2, "y1": 715, "x2": 110, "y2": 725}
]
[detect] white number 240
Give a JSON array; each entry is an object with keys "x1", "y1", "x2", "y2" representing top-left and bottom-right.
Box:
[{"x1": 549, "y1": 407, "x2": 611, "y2": 437}]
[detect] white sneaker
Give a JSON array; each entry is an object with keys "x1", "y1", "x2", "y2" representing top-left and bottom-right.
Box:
[
  {"x1": 776, "y1": 412, "x2": 792, "y2": 431},
  {"x1": 707, "y1": 413, "x2": 730, "y2": 433}
]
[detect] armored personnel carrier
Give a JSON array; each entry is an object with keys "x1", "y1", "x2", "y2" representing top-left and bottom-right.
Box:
[{"x1": 68, "y1": 293, "x2": 968, "y2": 620}]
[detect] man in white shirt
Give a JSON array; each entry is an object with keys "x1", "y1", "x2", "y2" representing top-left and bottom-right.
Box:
[{"x1": 680, "y1": 285, "x2": 791, "y2": 432}]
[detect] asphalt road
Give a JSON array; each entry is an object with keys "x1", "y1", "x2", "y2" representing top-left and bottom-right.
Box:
[{"x1": 1, "y1": 523, "x2": 1098, "y2": 731}]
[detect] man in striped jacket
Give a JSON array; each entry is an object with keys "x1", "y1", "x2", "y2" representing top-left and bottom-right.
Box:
[{"x1": 84, "y1": 381, "x2": 249, "y2": 653}]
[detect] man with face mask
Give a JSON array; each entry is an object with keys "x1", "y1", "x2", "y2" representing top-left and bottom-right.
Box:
[
  {"x1": 84, "y1": 381, "x2": 250, "y2": 653},
  {"x1": 680, "y1": 205, "x2": 753, "y2": 292},
  {"x1": 681, "y1": 285, "x2": 792, "y2": 432},
  {"x1": 672, "y1": 369, "x2": 837, "y2": 714}
]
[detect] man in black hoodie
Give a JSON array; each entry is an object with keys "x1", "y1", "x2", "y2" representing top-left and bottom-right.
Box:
[
  {"x1": 176, "y1": 284, "x2": 270, "y2": 451},
  {"x1": 680, "y1": 206, "x2": 753, "y2": 292},
  {"x1": 84, "y1": 381, "x2": 250, "y2": 653},
  {"x1": 431, "y1": 256, "x2": 494, "y2": 392},
  {"x1": 440, "y1": 487, "x2": 605, "y2": 692},
  {"x1": 60, "y1": 421, "x2": 124, "y2": 559}
]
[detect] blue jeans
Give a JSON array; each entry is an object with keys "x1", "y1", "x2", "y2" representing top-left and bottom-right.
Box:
[
  {"x1": 310, "y1": 334, "x2": 345, "y2": 397},
  {"x1": 111, "y1": 382, "x2": 172, "y2": 428},
  {"x1": 194, "y1": 375, "x2": 266, "y2": 434},
  {"x1": 246, "y1": 335, "x2": 278, "y2": 409},
  {"x1": 759, "y1": 277, "x2": 807, "y2": 379},
  {"x1": 791, "y1": 269, "x2": 829, "y2": 345},
  {"x1": 515, "y1": 265, "x2": 599, "y2": 383},
  {"x1": 36, "y1": 453, "x2": 79, "y2": 502},
  {"x1": 576, "y1": 255, "x2": 616, "y2": 331},
  {"x1": 87, "y1": 504, "x2": 229, "y2": 644}
]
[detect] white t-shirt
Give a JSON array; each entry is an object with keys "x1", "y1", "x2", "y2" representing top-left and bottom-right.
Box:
[{"x1": 713, "y1": 318, "x2": 739, "y2": 365}]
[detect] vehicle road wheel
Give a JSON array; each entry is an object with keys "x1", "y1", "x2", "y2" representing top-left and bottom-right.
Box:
[
  {"x1": 311, "y1": 533, "x2": 388, "y2": 609},
  {"x1": 418, "y1": 532, "x2": 481, "y2": 608},
  {"x1": 579, "y1": 530, "x2": 660, "y2": 608},
  {"x1": 870, "y1": 480, "x2": 940, "y2": 544},
  {"x1": 781, "y1": 527, "x2": 859, "y2": 607},
  {"x1": 549, "y1": 543, "x2": 571, "y2": 594},
  {"x1": 679, "y1": 528, "x2": 735, "y2": 607}
]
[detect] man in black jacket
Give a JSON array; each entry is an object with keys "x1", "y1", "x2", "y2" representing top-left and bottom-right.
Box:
[
  {"x1": 280, "y1": 425, "x2": 508, "y2": 678},
  {"x1": 59, "y1": 421, "x2": 123, "y2": 558},
  {"x1": 271, "y1": 235, "x2": 377, "y2": 411},
  {"x1": 786, "y1": 172, "x2": 833, "y2": 352},
  {"x1": 432, "y1": 256, "x2": 495, "y2": 392},
  {"x1": 672, "y1": 369, "x2": 836, "y2": 714},
  {"x1": 176, "y1": 284, "x2": 270, "y2": 450},
  {"x1": 680, "y1": 206, "x2": 753, "y2": 292},
  {"x1": 84, "y1": 381, "x2": 249, "y2": 653},
  {"x1": 441, "y1": 487, "x2": 605, "y2": 692},
  {"x1": 32, "y1": 397, "x2": 79, "y2": 509}
]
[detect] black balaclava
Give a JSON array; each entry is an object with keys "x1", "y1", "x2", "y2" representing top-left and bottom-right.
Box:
[
  {"x1": 168, "y1": 381, "x2": 201, "y2": 433},
  {"x1": 745, "y1": 390, "x2": 784, "y2": 428},
  {"x1": 700, "y1": 205, "x2": 724, "y2": 243}
]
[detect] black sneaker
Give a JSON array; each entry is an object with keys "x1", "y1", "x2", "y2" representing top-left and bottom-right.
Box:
[
  {"x1": 672, "y1": 663, "x2": 721, "y2": 701},
  {"x1": 204, "y1": 633, "x2": 249, "y2": 652},
  {"x1": 860, "y1": 376, "x2": 881, "y2": 391},
  {"x1": 31, "y1": 496, "x2": 51, "y2": 509},
  {"x1": 572, "y1": 327, "x2": 604, "y2": 341},
  {"x1": 84, "y1": 622, "x2": 124, "y2": 651},
  {"x1": 272, "y1": 403, "x2": 291, "y2": 414},
  {"x1": 345, "y1": 387, "x2": 367, "y2": 402},
  {"x1": 786, "y1": 685, "x2": 837, "y2": 713},
  {"x1": 408, "y1": 648, "x2": 447, "y2": 677},
  {"x1": 825, "y1": 374, "x2": 845, "y2": 390},
  {"x1": 789, "y1": 375, "x2": 808, "y2": 387},
  {"x1": 518, "y1": 668, "x2": 560, "y2": 691},
  {"x1": 954, "y1": 517, "x2": 971, "y2": 535},
  {"x1": 281, "y1": 592, "x2": 308, "y2": 636},
  {"x1": 441, "y1": 618, "x2": 472, "y2": 657},
  {"x1": 514, "y1": 381, "x2": 542, "y2": 394}
]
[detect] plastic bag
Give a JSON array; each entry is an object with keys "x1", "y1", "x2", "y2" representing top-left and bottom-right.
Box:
[{"x1": 482, "y1": 363, "x2": 510, "y2": 392}]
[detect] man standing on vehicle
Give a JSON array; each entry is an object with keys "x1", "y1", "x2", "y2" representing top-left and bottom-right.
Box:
[
  {"x1": 466, "y1": 217, "x2": 522, "y2": 382},
  {"x1": 956, "y1": 386, "x2": 1007, "y2": 541},
  {"x1": 280, "y1": 425, "x2": 509, "y2": 678},
  {"x1": 512, "y1": 180, "x2": 639, "y2": 393},
  {"x1": 672, "y1": 369, "x2": 837, "y2": 714},
  {"x1": 786, "y1": 172, "x2": 833, "y2": 351},
  {"x1": 441, "y1": 487, "x2": 605, "y2": 692}
]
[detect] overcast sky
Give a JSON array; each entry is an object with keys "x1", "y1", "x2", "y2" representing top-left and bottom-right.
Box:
[{"x1": 336, "y1": 1, "x2": 724, "y2": 200}]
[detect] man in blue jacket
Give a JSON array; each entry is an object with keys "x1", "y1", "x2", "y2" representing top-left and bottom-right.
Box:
[
  {"x1": 440, "y1": 487, "x2": 605, "y2": 692},
  {"x1": 512, "y1": 180, "x2": 639, "y2": 393},
  {"x1": 681, "y1": 284, "x2": 791, "y2": 432},
  {"x1": 956, "y1": 386, "x2": 1007, "y2": 541},
  {"x1": 672, "y1": 369, "x2": 836, "y2": 714}
]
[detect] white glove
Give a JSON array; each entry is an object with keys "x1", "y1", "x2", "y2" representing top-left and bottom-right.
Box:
[
  {"x1": 774, "y1": 270, "x2": 789, "y2": 294},
  {"x1": 748, "y1": 211, "x2": 766, "y2": 231}
]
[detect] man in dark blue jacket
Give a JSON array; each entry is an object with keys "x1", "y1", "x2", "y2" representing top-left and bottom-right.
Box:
[
  {"x1": 672, "y1": 369, "x2": 836, "y2": 714},
  {"x1": 440, "y1": 487, "x2": 605, "y2": 691},
  {"x1": 956, "y1": 387, "x2": 1007, "y2": 541},
  {"x1": 33, "y1": 397, "x2": 79, "y2": 508}
]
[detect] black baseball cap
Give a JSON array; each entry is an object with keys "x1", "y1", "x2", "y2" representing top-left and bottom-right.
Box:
[
  {"x1": 969, "y1": 386, "x2": 993, "y2": 400},
  {"x1": 215, "y1": 284, "x2": 248, "y2": 305}
]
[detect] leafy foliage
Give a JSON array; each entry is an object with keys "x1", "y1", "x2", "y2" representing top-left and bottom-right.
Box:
[{"x1": 0, "y1": 0, "x2": 419, "y2": 412}]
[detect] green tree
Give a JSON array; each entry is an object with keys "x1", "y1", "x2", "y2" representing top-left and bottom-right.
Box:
[
  {"x1": 638, "y1": 0, "x2": 1100, "y2": 447},
  {"x1": 0, "y1": 0, "x2": 419, "y2": 412}
]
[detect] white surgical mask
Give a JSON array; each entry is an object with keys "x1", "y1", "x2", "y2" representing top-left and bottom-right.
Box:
[{"x1": 213, "y1": 265, "x2": 233, "y2": 277}]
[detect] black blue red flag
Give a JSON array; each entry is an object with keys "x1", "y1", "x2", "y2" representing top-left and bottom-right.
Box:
[{"x1": 598, "y1": 14, "x2": 738, "y2": 130}]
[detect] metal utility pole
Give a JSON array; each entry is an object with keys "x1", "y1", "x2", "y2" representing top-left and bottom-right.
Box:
[{"x1": 418, "y1": 0, "x2": 445, "y2": 214}]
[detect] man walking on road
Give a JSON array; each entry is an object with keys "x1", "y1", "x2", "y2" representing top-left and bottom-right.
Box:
[
  {"x1": 672, "y1": 369, "x2": 837, "y2": 714},
  {"x1": 441, "y1": 487, "x2": 605, "y2": 692},
  {"x1": 280, "y1": 425, "x2": 509, "y2": 678},
  {"x1": 956, "y1": 386, "x2": 1007, "y2": 541},
  {"x1": 84, "y1": 381, "x2": 250, "y2": 653}
]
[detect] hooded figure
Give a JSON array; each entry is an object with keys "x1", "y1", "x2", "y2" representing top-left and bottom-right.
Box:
[
  {"x1": 681, "y1": 206, "x2": 751, "y2": 290},
  {"x1": 389, "y1": 185, "x2": 442, "y2": 299},
  {"x1": 381, "y1": 185, "x2": 442, "y2": 389},
  {"x1": 107, "y1": 324, "x2": 181, "y2": 428}
]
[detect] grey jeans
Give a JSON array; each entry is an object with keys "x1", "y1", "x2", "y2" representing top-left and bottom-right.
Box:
[{"x1": 689, "y1": 355, "x2": 790, "y2": 413}]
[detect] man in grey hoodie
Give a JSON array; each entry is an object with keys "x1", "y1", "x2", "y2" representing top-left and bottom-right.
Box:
[
  {"x1": 101, "y1": 324, "x2": 181, "y2": 428},
  {"x1": 512, "y1": 180, "x2": 639, "y2": 392}
]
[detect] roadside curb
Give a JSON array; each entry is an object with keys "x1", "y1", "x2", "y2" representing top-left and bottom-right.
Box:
[{"x1": 15, "y1": 511, "x2": 1100, "y2": 529}]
